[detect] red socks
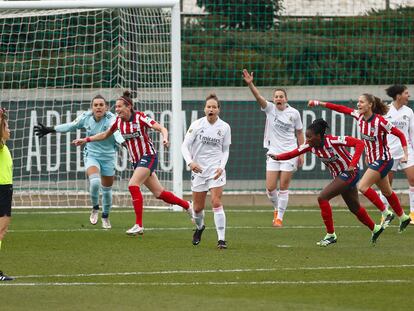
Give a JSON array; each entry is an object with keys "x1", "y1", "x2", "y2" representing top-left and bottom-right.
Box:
[
  {"x1": 157, "y1": 191, "x2": 189, "y2": 209},
  {"x1": 384, "y1": 192, "x2": 404, "y2": 217},
  {"x1": 318, "y1": 198, "x2": 334, "y2": 234},
  {"x1": 354, "y1": 206, "x2": 375, "y2": 231},
  {"x1": 129, "y1": 185, "x2": 143, "y2": 226},
  {"x1": 362, "y1": 188, "x2": 386, "y2": 212}
]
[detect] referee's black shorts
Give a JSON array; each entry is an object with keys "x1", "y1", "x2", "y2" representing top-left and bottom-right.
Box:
[{"x1": 0, "y1": 184, "x2": 13, "y2": 217}]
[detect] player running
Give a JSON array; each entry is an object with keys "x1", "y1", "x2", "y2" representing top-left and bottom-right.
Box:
[
  {"x1": 243, "y1": 69, "x2": 304, "y2": 227},
  {"x1": 269, "y1": 119, "x2": 384, "y2": 246},
  {"x1": 73, "y1": 90, "x2": 193, "y2": 235},
  {"x1": 181, "y1": 93, "x2": 231, "y2": 249},
  {"x1": 34, "y1": 95, "x2": 124, "y2": 229},
  {"x1": 309, "y1": 94, "x2": 412, "y2": 232}
]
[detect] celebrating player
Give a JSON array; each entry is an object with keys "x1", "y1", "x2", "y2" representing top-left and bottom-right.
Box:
[
  {"x1": 0, "y1": 108, "x2": 13, "y2": 281},
  {"x1": 34, "y1": 95, "x2": 124, "y2": 229},
  {"x1": 269, "y1": 119, "x2": 384, "y2": 246},
  {"x1": 181, "y1": 93, "x2": 231, "y2": 249},
  {"x1": 309, "y1": 94, "x2": 412, "y2": 232},
  {"x1": 73, "y1": 90, "x2": 193, "y2": 235},
  {"x1": 243, "y1": 69, "x2": 304, "y2": 227},
  {"x1": 379, "y1": 85, "x2": 414, "y2": 224}
]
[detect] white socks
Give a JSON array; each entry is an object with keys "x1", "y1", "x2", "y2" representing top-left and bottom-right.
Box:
[
  {"x1": 213, "y1": 206, "x2": 226, "y2": 241},
  {"x1": 278, "y1": 190, "x2": 289, "y2": 220}
]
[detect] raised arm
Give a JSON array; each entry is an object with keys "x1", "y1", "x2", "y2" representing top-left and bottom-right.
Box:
[
  {"x1": 242, "y1": 69, "x2": 267, "y2": 109},
  {"x1": 308, "y1": 100, "x2": 354, "y2": 115}
]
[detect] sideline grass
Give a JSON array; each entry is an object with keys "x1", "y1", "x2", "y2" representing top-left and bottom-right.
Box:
[{"x1": 1, "y1": 206, "x2": 413, "y2": 311}]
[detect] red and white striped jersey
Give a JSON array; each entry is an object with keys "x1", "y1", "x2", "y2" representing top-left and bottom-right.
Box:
[
  {"x1": 324, "y1": 103, "x2": 407, "y2": 164},
  {"x1": 352, "y1": 111, "x2": 393, "y2": 164},
  {"x1": 276, "y1": 135, "x2": 364, "y2": 178},
  {"x1": 110, "y1": 111, "x2": 157, "y2": 163}
]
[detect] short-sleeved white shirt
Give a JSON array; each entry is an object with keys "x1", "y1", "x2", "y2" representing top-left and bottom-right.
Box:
[
  {"x1": 384, "y1": 103, "x2": 414, "y2": 159},
  {"x1": 261, "y1": 101, "x2": 303, "y2": 154},
  {"x1": 184, "y1": 116, "x2": 231, "y2": 179}
]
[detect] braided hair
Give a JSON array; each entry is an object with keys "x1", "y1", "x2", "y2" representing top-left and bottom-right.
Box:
[{"x1": 307, "y1": 118, "x2": 329, "y2": 139}]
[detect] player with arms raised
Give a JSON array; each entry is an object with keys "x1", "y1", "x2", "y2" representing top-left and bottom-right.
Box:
[
  {"x1": 34, "y1": 95, "x2": 124, "y2": 229},
  {"x1": 243, "y1": 69, "x2": 304, "y2": 227},
  {"x1": 73, "y1": 91, "x2": 193, "y2": 235},
  {"x1": 181, "y1": 93, "x2": 231, "y2": 249}
]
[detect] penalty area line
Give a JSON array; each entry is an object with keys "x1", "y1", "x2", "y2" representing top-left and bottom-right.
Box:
[
  {"x1": 14, "y1": 264, "x2": 414, "y2": 279},
  {"x1": 0, "y1": 279, "x2": 411, "y2": 287}
]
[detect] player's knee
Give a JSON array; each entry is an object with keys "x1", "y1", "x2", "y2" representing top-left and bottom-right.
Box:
[
  {"x1": 357, "y1": 184, "x2": 368, "y2": 194},
  {"x1": 317, "y1": 194, "x2": 328, "y2": 202},
  {"x1": 211, "y1": 198, "x2": 222, "y2": 209}
]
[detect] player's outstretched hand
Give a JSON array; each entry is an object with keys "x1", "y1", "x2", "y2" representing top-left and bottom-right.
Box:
[
  {"x1": 242, "y1": 69, "x2": 254, "y2": 85},
  {"x1": 34, "y1": 123, "x2": 55, "y2": 138},
  {"x1": 308, "y1": 100, "x2": 319, "y2": 107},
  {"x1": 72, "y1": 138, "x2": 86, "y2": 146}
]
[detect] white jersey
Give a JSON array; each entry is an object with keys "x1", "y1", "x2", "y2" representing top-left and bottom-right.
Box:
[
  {"x1": 262, "y1": 101, "x2": 303, "y2": 153},
  {"x1": 182, "y1": 116, "x2": 231, "y2": 179},
  {"x1": 384, "y1": 103, "x2": 414, "y2": 159}
]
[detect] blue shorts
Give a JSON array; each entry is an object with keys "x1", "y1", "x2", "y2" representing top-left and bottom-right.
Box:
[
  {"x1": 368, "y1": 159, "x2": 394, "y2": 179},
  {"x1": 133, "y1": 154, "x2": 158, "y2": 174},
  {"x1": 84, "y1": 155, "x2": 115, "y2": 177},
  {"x1": 338, "y1": 168, "x2": 361, "y2": 188}
]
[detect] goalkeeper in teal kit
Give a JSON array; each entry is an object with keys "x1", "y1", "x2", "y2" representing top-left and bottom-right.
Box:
[{"x1": 34, "y1": 95, "x2": 124, "y2": 229}]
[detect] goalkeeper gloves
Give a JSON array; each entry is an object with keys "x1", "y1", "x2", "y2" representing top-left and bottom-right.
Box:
[{"x1": 34, "y1": 123, "x2": 56, "y2": 138}]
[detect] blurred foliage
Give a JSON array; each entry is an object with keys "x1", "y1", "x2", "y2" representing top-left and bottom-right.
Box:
[{"x1": 0, "y1": 6, "x2": 413, "y2": 88}]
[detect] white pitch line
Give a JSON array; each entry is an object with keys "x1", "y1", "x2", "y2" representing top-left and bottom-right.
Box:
[
  {"x1": 8, "y1": 225, "x2": 365, "y2": 233},
  {"x1": 0, "y1": 279, "x2": 411, "y2": 287},
  {"x1": 12, "y1": 209, "x2": 363, "y2": 215},
  {"x1": 13, "y1": 264, "x2": 414, "y2": 279}
]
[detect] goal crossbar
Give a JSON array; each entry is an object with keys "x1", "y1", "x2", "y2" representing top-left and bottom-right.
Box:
[
  {"x1": 0, "y1": 0, "x2": 180, "y2": 9},
  {"x1": 0, "y1": 0, "x2": 183, "y2": 208}
]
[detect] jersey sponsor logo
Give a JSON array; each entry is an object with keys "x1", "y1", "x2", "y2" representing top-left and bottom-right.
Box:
[
  {"x1": 123, "y1": 131, "x2": 142, "y2": 140},
  {"x1": 198, "y1": 135, "x2": 221, "y2": 145},
  {"x1": 361, "y1": 133, "x2": 376, "y2": 142},
  {"x1": 320, "y1": 155, "x2": 339, "y2": 163}
]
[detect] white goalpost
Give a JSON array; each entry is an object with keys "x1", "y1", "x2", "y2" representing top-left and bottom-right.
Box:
[{"x1": 0, "y1": 0, "x2": 183, "y2": 209}]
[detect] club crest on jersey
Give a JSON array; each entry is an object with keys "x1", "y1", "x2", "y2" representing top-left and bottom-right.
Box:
[
  {"x1": 403, "y1": 115, "x2": 409, "y2": 121},
  {"x1": 133, "y1": 124, "x2": 139, "y2": 129},
  {"x1": 327, "y1": 147, "x2": 334, "y2": 154},
  {"x1": 217, "y1": 129, "x2": 222, "y2": 137}
]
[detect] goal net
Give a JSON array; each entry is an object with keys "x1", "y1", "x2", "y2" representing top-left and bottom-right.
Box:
[{"x1": 0, "y1": 1, "x2": 182, "y2": 208}]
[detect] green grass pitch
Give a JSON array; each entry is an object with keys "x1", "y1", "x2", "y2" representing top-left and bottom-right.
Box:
[{"x1": 1, "y1": 206, "x2": 413, "y2": 310}]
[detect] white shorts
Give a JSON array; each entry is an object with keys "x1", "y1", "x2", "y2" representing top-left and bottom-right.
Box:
[
  {"x1": 191, "y1": 171, "x2": 226, "y2": 192},
  {"x1": 391, "y1": 152, "x2": 414, "y2": 171},
  {"x1": 266, "y1": 156, "x2": 297, "y2": 172}
]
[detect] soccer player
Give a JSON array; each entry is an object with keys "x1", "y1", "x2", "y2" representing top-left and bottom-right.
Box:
[
  {"x1": 73, "y1": 90, "x2": 193, "y2": 235},
  {"x1": 269, "y1": 119, "x2": 384, "y2": 246},
  {"x1": 243, "y1": 69, "x2": 304, "y2": 227},
  {"x1": 34, "y1": 95, "x2": 124, "y2": 229},
  {"x1": 378, "y1": 85, "x2": 414, "y2": 225},
  {"x1": 309, "y1": 95, "x2": 412, "y2": 232},
  {"x1": 181, "y1": 93, "x2": 231, "y2": 249},
  {"x1": 0, "y1": 108, "x2": 13, "y2": 281}
]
